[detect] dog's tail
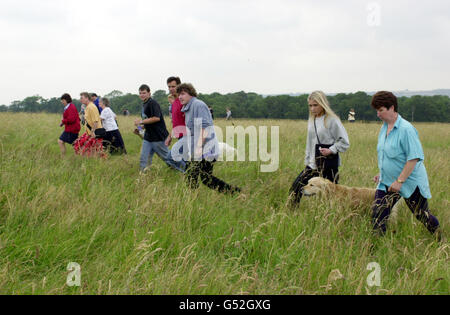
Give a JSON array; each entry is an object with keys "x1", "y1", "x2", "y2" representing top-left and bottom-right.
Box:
[{"x1": 218, "y1": 142, "x2": 238, "y2": 161}]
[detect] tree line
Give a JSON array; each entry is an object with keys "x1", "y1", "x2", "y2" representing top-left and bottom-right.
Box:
[{"x1": 1, "y1": 90, "x2": 449, "y2": 122}]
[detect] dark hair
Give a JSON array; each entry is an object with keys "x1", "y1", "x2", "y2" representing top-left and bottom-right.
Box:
[
  {"x1": 176, "y1": 83, "x2": 197, "y2": 97},
  {"x1": 167, "y1": 76, "x2": 181, "y2": 85},
  {"x1": 371, "y1": 91, "x2": 398, "y2": 112},
  {"x1": 90, "y1": 93, "x2": 98, "y2": 98},
  {"x1": 61, "y1": 93, "x2": 72, "y2": 103},
  {"x1": 139, "y1": 84, "x2": 150, "y2": 92}
]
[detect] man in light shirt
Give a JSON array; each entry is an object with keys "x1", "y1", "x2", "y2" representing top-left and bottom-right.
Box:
[{"x1": 80, "y1": 92, "x2": 102, "y2": 137}]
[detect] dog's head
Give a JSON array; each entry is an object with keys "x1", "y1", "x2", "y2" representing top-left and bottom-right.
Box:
[{"x1": 302, "y1": 177, "x2": 333, "y2": 197}]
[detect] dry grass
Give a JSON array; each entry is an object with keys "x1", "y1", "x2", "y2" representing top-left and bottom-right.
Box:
[{"x1": 0, "y1": 113, "x2": 448, "y2": 295}]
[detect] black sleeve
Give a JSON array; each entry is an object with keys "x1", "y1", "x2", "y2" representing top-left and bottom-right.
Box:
[{"x1": 146, "y1": 99, "x2": 162, "y2": 119}]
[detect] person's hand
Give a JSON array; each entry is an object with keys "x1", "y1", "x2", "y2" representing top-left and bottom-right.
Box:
[
  {"x1": 319, "y1": 148, "x2": 333, "y2": 157},
  {"x1": 133, "y1": 129, "x2": 140, "y2": 136},
  {"x1": 373, "y1": 175, "x2": 380, "y2": 184},
  {"x1": 135, "y1": 119, "x2": 142, "y2": 127},
  {"x1": 165, "y1": 136, "x2": 172, "y2": 147},
  {"x1": 388, "y1": 181, "x2": 403, "y2": 193}
]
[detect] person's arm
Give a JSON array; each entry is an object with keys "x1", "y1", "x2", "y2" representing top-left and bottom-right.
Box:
[
  {"x1": 389, "y1": 126, "x2": 425, "y2": 192},
  {"x1": 91, "y1": 109, "x2": 100, "y2": 131},
  {"x1": 194, "y1": 104, "x2": 214, "y2": 157},
  {"x1": 165, "y1": 135, "x2": 172, "y2": 147},
  {"x1": 135, "y1": 100, "x2": 162, "y2": 126},
  {"x1": 305, "y1": 124, "x2": 313, "y2": 166},
  {"x1": 135, "y1": 117, "x2": 161, "y2": 126},
  {"x1": 321, "y1": 118, "x2": 350, "y2": 156},
  {"x1": 62, "y1": 106, "x2": 77, "y2": 126},
  {"x1": 194, "y1": 128, "x2": 208, "y2": 157},
  {"x1": 388, "y1": 159, "x2": 419, "y2": 193},
  {"x1": 100, "y1": 110, "x2": 107, "y2": 123},
  {"x1": 373, "y1": 174, "x2": 380, "y2": 184}
]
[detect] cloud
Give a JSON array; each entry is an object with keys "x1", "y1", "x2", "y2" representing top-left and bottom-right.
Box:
[{"x1": 0, "y1": 0, "x2": 449, "y2": 105}]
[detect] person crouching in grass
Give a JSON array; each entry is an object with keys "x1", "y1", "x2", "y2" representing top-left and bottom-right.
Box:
[
  {"x1": 74, "y1": 92, "x2": 104, "y2": 157},
  {"x1": 99, "y1": 97, "x2": 127, "y2": 155},
  {"x1": 177, "y1": 83, "x2": 241, "y2": 194},
  {"x1": 58, "y1": 93, "x2": 81, "y2": 156}
]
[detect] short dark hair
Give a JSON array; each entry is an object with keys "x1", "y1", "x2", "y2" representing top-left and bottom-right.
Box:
[
  {"x1": 90, "y1": 93, "x2": 98, "y2": 98},
  {"x1": 371, "y1": 91, "x2": 398, "y2": 112},
  {"x1": 176, "y1": 83, "x2": 197, "y2": 97},
  {"x1": 139, "y1": 84, "x2": 150, "y2": 92},
  {"x1": 167, "y1": 76, "x2": 181, "y2": 85},
  {"x1": 61, "y1": 93, "x2": 72, "y2": 103}
]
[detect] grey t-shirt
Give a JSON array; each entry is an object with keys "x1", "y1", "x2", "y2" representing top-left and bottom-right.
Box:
[
  {"x1": 181, "y1": 97, "x2": 219, "y2": 161},
  {"x1": 305, "y1": 115, "x2": 350, "y2": 169}
]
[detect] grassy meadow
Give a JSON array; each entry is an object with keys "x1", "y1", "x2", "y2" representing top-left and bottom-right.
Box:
[{"x1": 0, "y1": 112, "x2": 448, "y2": 295}]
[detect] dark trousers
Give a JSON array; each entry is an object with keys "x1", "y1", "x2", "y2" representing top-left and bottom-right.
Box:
[
  {"x1": 289, "y1": 166, "x2": 339, "y2": 205},
  {"x1": 186, "y1": 160, "x2": 240, "y2": 194},
  {"x1": 103, "y1": 129, "x2": 127, "y2": 154},
  {"x1": 372, "y1": 187, "x2": 440, "y2": 234}
]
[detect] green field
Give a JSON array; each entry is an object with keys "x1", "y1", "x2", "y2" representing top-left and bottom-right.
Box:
[{"x1": 0, "y1": 113, "x2": 448, "y2": 295}]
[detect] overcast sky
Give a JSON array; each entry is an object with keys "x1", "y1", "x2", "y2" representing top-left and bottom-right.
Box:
[{"x1": 0, "y1": 0, "x2": 449, "y2": 105}]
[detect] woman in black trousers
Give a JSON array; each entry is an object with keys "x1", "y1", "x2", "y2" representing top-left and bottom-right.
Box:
[{"x1": 289, "y1": 91, "x2": 350, "y2": 206}]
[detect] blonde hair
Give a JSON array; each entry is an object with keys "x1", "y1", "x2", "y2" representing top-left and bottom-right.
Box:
[{"x1": 308, "y1": 91, "x2": 339, "y2": 128}]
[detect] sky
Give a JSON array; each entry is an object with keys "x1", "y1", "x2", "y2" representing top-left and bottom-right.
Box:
[{"x1": 0, "y1": 0, "x2": 449, "y2": 105}]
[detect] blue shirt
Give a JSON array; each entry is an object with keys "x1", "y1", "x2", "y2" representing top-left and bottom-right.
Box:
[
  {"x1": 94, "y1": 98, "x2": 102, "y2": 114},
  {"x1": 377, "y1": 115, "x2": 431, "y2": 199}
]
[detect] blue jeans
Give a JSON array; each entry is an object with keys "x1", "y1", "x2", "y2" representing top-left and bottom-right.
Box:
[{"x1": 140, "y1": 140, "x2": 185, "y2": 172}]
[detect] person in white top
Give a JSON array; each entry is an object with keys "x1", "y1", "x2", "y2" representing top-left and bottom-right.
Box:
[
  {"x1": 99, "y1": 98, "x2": 127, "y2": 154},
  {"x1": 289, "y1": 91, "x2": 350, "y2": 207},
  {"x1": 348, "y1": 109, "x2": 356, "y2": 123},
  {"x1": 226, "y1": 108, "x2": 232, "y2": 120}
]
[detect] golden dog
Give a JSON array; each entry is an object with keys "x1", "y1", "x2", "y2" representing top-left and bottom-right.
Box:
[{"x1": 302, "y1": 177, "x2": 376, "y2": 209}]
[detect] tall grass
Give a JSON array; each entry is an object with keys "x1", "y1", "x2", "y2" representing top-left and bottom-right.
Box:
[{"x1": 0, "y1": 113, "x2": 448, "y2": 295}]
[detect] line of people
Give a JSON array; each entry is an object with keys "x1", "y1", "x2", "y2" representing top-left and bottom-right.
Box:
[
  {"x1": 58, "y1": 92, "x2": 126, "y2": 158},
  {"x1": 133, "y1": 78, "x2": 240, "y2": 194},
  {"x1": 58, "y1": 83, "x2": 441, "y2": 239}
]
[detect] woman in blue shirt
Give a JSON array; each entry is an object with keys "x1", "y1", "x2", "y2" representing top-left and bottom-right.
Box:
[{"x1": 371, "y1": 91, "x2": 440, "y2": 238}]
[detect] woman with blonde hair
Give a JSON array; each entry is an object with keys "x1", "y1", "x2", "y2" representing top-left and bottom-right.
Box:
[{"x1": 289, "y1": 91, "x2": 350, "y2": 207}]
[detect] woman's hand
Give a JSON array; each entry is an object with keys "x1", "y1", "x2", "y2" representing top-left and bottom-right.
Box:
[
  {"x1": 388, "y1": 181, "x2": 403, "y2": 193},
  {"x1": 319, "y1": 148, "x2": 333, "y2": 156},
  {"x1": 373, "y1": 175, "x2": 380, "y2": 184}
]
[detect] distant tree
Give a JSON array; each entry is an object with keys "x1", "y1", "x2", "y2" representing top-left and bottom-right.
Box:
[
  {"x1": 152, "y1": 90, "x2": 169, "y2": 114},
  {"x1": 104, "y1": 90, "x2": 124, "y2": 99},
  {"x1": 2, "y1": 91, "x2": 449, "y2": 122},
  {"x1": 109, "y1": 93, "x2": 141, "y2": 116}
]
